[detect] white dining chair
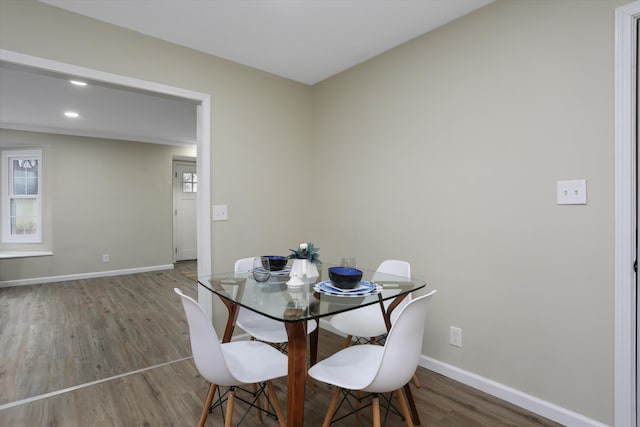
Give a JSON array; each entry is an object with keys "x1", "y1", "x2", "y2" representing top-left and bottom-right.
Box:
[
  {"x1": 174, "y1": 288, "x2": 288, "y2": 427},
  {"x1": 234, "y1": 257, "x2": 317, "y2": 347},
  {"x1": 329, "y1": 260, "x2": 421, "y2": 388},
  {"x1": 329, "y1": 260, "x2": 412, "y2": 346},
  {"x1": 308, "y1": 289, "x2": 437, "y2": 427}
]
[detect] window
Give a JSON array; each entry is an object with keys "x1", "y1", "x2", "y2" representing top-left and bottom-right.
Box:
[
  {"x1": 182, "y1": 172, "x2": 197, "y2": 193},
  {"x1": 2, "y1": 150, "x2": 42, "y2": 243}
]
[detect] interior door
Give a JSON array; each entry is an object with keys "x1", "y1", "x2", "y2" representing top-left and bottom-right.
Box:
[{"x1": 174, "y1": 161, "x2": 197, "y2": 261}]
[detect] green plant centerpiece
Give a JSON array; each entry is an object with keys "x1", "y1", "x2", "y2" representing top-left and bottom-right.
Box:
[
  {"x1": 287, "y1": 242, "x2": 321, "y2": 287},
  {"x1": 288, "y1": 242, "x2": 321, "y2": 264}
]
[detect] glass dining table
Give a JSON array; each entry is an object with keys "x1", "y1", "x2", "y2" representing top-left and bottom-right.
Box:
[{"x1": 198, "y1": 262, "x2": 427, "y2": 427}]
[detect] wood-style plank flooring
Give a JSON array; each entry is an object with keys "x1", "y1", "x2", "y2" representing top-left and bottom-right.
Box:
[{"x1": 0, "y1": 262, "x2": 564, "y2": 426}]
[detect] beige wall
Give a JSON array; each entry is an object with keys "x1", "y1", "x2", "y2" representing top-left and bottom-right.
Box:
[
  {"x1": 0, "y1": 129, "x2": 195, "y2": 281},
  {"x1": 0, "y1": 0, "x2": 626, "y2": 424},
  {"x1": 311, "y1": 0, "x2": 624, "y2": 424}
]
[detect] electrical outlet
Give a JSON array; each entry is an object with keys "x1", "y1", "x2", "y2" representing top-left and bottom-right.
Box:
[
  {"x1": 449, "y1": 326, "x2": 462, "y2": 347},
  {"x1": 102, "y1": 254, "x2": 110, "y2": 263}
]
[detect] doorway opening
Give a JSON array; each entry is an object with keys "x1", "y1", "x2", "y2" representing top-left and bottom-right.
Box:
[{"x1": 0, "y1": 49, "x2": 213, "y2": 313}]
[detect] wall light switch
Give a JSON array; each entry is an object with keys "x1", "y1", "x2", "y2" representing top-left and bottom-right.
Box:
[
  {"x1": 557, "y1": 180, "x2": 587, "y2": 205},
  {"x1": 449, "y1": 326, "x2": 462, "y2": 347},
  {"x1": 212, "y1": 204, "x2": 228, "y2": 221}
]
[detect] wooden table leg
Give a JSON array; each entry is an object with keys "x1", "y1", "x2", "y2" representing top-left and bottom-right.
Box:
[
  {"x1": 309, "y1": 319, "x2": 319, "y2": 366},
  {"x1": 380, "y1": 294, "x2": 421, "y2": 425},
  {"x1": 219, "y1": 298, "x2": 239, "y2": 343},
  {"x1": 285, "y1": 322, "x2": 307, "y2": 427},
  {"x1": 404, "y1": 383, "x2": 420, "y2": 425}
]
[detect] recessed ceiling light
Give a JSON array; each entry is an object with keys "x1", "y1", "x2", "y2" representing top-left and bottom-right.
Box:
[
  {"x1": 64, "y1": 111, "x2": 79, "y2": 118},
  {"x1": 70, "y1": 80, "x2": 87, "y2": 86}
]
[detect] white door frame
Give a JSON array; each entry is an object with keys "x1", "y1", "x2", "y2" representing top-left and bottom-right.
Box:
[
  {"x1": 615, "y1": 2, "x2": 639, "y2": 426},
  {"x1": 0, "y1": 49, "x2": 214, "y2": 317}
]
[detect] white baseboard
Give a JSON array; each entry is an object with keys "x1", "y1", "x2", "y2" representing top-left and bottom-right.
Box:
[
  {"x1": 319, "y1": 319, "x2": 607, "y2": 427},
  {"x1": 420, "y1": 356, "x2": 608, "y2": 427},
  {"x1": 0, "y1": 264, "x2": 174, "y2": 288}
]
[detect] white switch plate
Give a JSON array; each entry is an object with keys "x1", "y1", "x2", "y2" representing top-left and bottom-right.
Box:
[
  {"x1": 557, "y1": 180, "x2": 587, "y2": 205},
  {"x1": 449, "y1": 326, "x2": 462, "y2": 347},
  {"x1": 212, "y1": 204, "x2": 228, "y2": 221}
]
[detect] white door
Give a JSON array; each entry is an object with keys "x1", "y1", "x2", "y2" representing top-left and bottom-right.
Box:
[{"x1": 174, "y1": 161, "x2": 197, "y2": 261}]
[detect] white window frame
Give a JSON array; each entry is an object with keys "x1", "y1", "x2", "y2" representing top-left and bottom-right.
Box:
[{"x1": 1, "y1": 149, "x2": 43, "y2": 243}]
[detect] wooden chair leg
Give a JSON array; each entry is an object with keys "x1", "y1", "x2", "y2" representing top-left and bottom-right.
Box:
[
  {"x1": 343, "y1": 334, "x2": 353, "y2": 348},
  {"x1": 267, "y1": 381, "x2": 287, "y2": 427},
  {"x1": 252, "y1": 383, "x2": 263, "y2": 423},
  {"x1": 322, "y1": 387, "x2": 342, "y2": 427},
  {"x1": 411, "y1": 373, "x2": 421, "y2": 388},
  {"x1": 395, "y1": 389, "x2": 414, "y2": 427},
  {"x1": 199, "y1": 383, "x2": 217, "y2": 427},
  {"x1": 372, "y1": 394, "x2": 381, "y2": 427},
  {"x1": 355, "y1": 390, "x2": 363, "y2": 427},
  {"x1": 224, "y1": 388, "x2": 235, "y2": 427}
]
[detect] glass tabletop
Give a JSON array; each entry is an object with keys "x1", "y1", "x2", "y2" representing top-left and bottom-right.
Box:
[{"x1": 197, "y1": 263, "x2": 427, "y2": 322}]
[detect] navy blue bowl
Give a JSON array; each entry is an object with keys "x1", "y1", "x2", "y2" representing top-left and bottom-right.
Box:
[
  {"x1": 328, "y1": 267, "x2": 363, "y2": 289},
  {"x1": 261, "y1": 255, "x2": 288, "y2": 271}
]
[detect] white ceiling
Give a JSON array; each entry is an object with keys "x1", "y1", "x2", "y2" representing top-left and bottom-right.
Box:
[
  {"x1": 1, "y1": 0, "x2": 493, "y2": 145},
  {"x1": 0, "y1": 62, "x2": 198, "y2": 146},
  {"x1": 40, "y1": 0, "x2": 493, "y2": 85}
]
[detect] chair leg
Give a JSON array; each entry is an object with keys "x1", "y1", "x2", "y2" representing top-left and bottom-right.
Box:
[
  {"x1": 252, "y1": 383, "x2": 263, "y2": 423},
  {"x1": 267, "y1": 381, "x2": 287, "y2": 427},
  {"x1": 224, "y1": 387, "x2": 235, "y2": 427},
  {"x1": 395, "y1": 389, "x2": 414, "y2": 427},
  {"x1": 199, "y1": 383, "x2": 217, "y2": 427},
  {"x1": 355, "y1": 390, "x2": 363, "y2": 427},
  {"x1": 322, "y1": 387, "x2": 342, "y2": 427},
  {"x1": 411, "y1": 373, "x2": 421, "y2": 388},
  {"x1": 343, "y1": 334, "x2": 353, "y2": 348},
  {"x1": 372, "y1": 394, "x2": 381, "y2": 427}
]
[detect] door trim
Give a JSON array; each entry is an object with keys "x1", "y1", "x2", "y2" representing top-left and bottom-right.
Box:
[{"x1": 615, "y1": 2, "x2": 639, "y2": 426}]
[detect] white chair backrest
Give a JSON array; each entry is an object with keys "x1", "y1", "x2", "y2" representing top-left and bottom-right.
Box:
[
  {"x1": 373, "y1": 259, "x2": 412, "y2": 320},
  {"x1": 366, "y1": 289, "x2": 437, "y2": 392},
  {"x1": 374, "y1": 259, "x2": 411, "y2": 279},
  {"x1": 234, "y1": 258, "x2": 261, "y2": 325},
  {"x1": 234, "y1": 257, "x2": 255, "y2": 273},
  {"x1": 174, "y1": 288, "x2": 237, "y2": 386}
]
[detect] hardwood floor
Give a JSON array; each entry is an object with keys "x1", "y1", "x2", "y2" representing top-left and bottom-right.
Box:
[{"x1": 0, "y1": 262, "x2": 563, "y2": 426}]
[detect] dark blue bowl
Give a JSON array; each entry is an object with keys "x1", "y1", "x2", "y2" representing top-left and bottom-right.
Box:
[
  {"x1": 328, "y1": 267, "x2": 363, "y2": 289},
  {"x1": 261, "y1": 255, "x2": 288, "y2": 271}
]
